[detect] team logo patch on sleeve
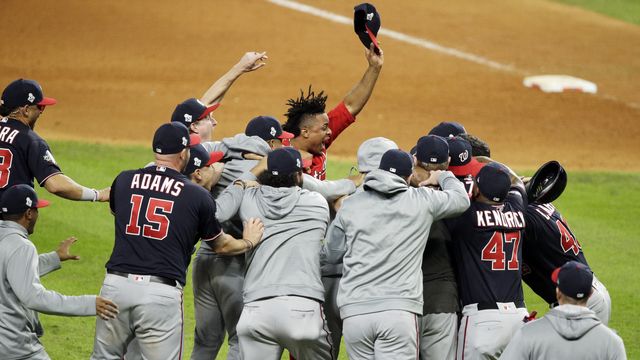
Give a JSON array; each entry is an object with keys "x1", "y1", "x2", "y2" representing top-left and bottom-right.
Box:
[{"x1": 43, "y1": 150, "x2": 57, "y2": 164}]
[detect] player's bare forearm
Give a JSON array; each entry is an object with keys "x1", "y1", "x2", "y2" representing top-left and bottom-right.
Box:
[
  {"x1": 200, "y1": 51, "x2": 268, "y2": 106},
  {"x1": 343, "y1": 44, "x2": 383, "y2": 116}
]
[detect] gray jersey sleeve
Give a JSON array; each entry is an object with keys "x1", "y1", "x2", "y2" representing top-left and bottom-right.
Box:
[
  {"x1": 215, "y1": 185, "x2": 244, "y2": 222},
  {"x1": 6, "y1": 242, "x2": 96, "y2": 316},
  {"x1": 38, "y1": 251, "x2": 61, "y2": 277},
  {"x1": 302, "y1": 174, "x2": 356, "y2": 201},
  {"x1": 322, "y1": 214, "x2": 347, "y2": 265},
  {"x1": 417, "y1": 171, "x2": 470, "y2": 221}
]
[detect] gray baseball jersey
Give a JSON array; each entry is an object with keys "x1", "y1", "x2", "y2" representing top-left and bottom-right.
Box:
[
  {"x1": 0, "y1": 220, "x2": 96, "y2": 360},
  {"x1": 325, "y1": 170, "x2": 469, "y2": 359},
  {"x1": 235, "y1": 185, "x2": 333, "y2": 359},
  {"x1": 499, "y1": 304, "x2": 626, "y2": 360}
]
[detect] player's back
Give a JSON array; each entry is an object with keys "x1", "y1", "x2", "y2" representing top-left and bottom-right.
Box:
[
  {"x1": 106, "y1": 165, "x2": 220, "y2": 286},
  {"x1": 522, "y1": 203, "x2": 589, "y2": 303},
  {"x1": 448, "y1": 187, "x2": 527, "y2": 306},
  {"x1": 0, "y1": 117, "x2": 61, "y2": 197}
]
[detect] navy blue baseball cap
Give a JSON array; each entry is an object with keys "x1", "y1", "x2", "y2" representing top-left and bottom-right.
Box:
[
  {"x1": 379, "y1": 149, "x2": 413, "y2": 177},
  {"x1": 354, "y1": 3, "x2": 381, "y2": 54},
  {"x1": 1, "y1": 79, "x2": 57, "y2": 111},
  {"x1": 447, "y1": 136, "x2": 484, "y2": 177},
  {"x1": 428, "y1": 121, "x2": 466, "y2": 138},
  {"x1": 245, "y1": 116, "x2": 294, "y2": 141},
  {"x1": 268, "y1": 147, "x2": 303, "y2": 176},
  {"x1": 552, "y1": 261, "x2": 593, "y2": 300},
  {"x1": 152, "y1": 122, "x2": 191, "y2": 154},
  {"x1": 415, "y1": 135, "x2": 449, "y2": 164},
  {"x1": 184, "y1": 144, "x2": 224, "y2": 175},
  {"x1": 475, "y1": 162, "x2": 511, "y2": 202},
  {"x1": 171, "y1": 98, "x2": 220, "y2": 127},
  {"x1": 0, "y1": 184, "x2": 50, "y2": 215}
]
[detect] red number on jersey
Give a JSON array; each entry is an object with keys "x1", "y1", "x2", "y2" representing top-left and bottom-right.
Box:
[
  {"x1": 125, "y1": 195, "x2": 174, "y2": 241},
  {"x1": 481, "y1": 231, "x2": 521, "y2": 271},
  {"x1": 557, "y1": 219, "x2": 581, "y2": 255},
  {"x1": 0, "y1": 148, "x2": 14, "y2": 188}
]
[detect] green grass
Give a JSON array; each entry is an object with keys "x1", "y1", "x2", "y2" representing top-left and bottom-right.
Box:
[
  {"x1": 551, "y1": 0, "x2": 640, "y2": 25},
  {"x1": 30, "y1": 140, "x2": 638, "y2": 359}
]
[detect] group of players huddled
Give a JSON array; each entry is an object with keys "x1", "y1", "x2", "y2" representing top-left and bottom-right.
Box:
[{"x1": 0, "y1": 44, "x2": 626, "y2": 360}]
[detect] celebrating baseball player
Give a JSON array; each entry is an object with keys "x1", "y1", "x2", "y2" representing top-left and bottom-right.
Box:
[
  {"x1": 283, "y1": 42, "x2": 384, "y2": 180},
  {"x1": 324, "y1": 148, "x2": 469, "y2": 359},
  {"x1": 446, "y1": 162, "x2": 529, "y2": 360},
  {"x1": 91, "y1": 122, "x2": 264, "y2": 359},
  {"x1": 0, "y1": 79, "x2": 109, "y2": 201},
  {"x1": 0, "y1": 184, "x2": 118, "y2": 360},
  {"x1": 235, "y1": 147, "x2": 333, "y2": 359},
  {"x1": 500, "y1": 261, "x2": 626, "y2": 359},
  {"x1": 410, "y1": 135, "x2": 460, "y2": 360}
]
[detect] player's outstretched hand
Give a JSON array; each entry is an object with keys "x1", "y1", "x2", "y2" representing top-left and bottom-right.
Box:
[
  {"x1": 366, "y1": 43, "x2": 384, "y2": 68},
  {"x1": 235, "y1": 51, "x2": 268, "y2": 73},
  {"x1": 56, "y1": 236, "x2": 81, "y2": 261},
  {"x1": 243, "y1": 218, "x2": 265, "y2": 247},
  {"x1": 96, "y1": 297, "x2": 119, "y2": 320},
  {"x1": 97, "y1": 187, "x2": 110, "y2": 202},
  {"x1": 419, "y1": 170, "x2": 445, "y2": 187}
]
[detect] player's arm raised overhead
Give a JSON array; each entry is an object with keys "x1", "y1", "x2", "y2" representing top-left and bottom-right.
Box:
[
  {"x1": 342, "y1": 43, "x2": 384, "y2": 117},
  {"x1": 200, "y1": 51, "x2": 268, "y2": 106},
  {"x1": 206, "y1": 217, "x2": 265, "y2": 256},
  {"x1": 42, "y1": 173, "x2": 110, "y2": 202}
]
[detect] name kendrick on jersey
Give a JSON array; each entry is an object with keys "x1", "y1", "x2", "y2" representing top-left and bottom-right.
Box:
[
  {"x1": 476, "y1": 208, "x2": 525, "y2": 228},
  {"x1": 129, "y1": 172, "x2": 184, "y2": 196}
]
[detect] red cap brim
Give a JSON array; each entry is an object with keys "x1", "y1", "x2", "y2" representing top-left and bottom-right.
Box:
[
  {"x1": 365, "y1": 25, "x2": 380, "y2": 50},
  {"x1": 198, "y1": 103, "x2": 220, "y2": 120},
  {"x1": 551, "y1": 267, "x2": 561, "y2": 284},
  {"x1": 206, "y1": 151, "x2": 224, "y2": 166},
  {"x1": 449, "y1": 158, "x2": 485, "y2": 177},
  {"x1": 278, "y1": 131, "x2": 295, "y2": 140},
  {"x1": 37, "y1": 97, "x2": 57, "y2": 106},
  {"x1": 189, "y1": 134, "x2": 201, "y2": 147},
  {"x1": 36, "y1": 199, "x2": 50, "y2": 208}
]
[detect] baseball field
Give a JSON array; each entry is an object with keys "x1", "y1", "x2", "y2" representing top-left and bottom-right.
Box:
[{"x1": 1, "y1": 0, "x2": 639, "y2": 358}]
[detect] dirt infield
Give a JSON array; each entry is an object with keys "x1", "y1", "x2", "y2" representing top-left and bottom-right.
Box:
[{"x1": 1, "y1": 0, "x2": 639, "y2": 171}]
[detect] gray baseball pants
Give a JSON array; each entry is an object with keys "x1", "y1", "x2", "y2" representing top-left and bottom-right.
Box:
[
  {"x1": 456, "y1": 303, "x2": 528, "y2": 360},
  {"x1": 419, "y1": 312, "x2": 457, "y2": 360},
  {"x1": 343, "y1": 310, "x2": 420, "y2": 360},
  {"x1": 91, "y1": 273, "x2": 184, "y2": 360},
  {"x1": 321, "y1": 276, "x2": 342, "y2": 359},
  {"x1": 587, "y1": 275, "x2": 611, "y2": 325},
  {"x1": 190, "y1": 254, "x2": 244, "y2": 360},
  {"x1": 236, "y1": 296, "x2": 334, "y2": 360}
]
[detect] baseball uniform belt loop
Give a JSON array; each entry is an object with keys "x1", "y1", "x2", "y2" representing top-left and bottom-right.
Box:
[
  {"x1": 107, "y1": 269, "x2": 178, "y2": 288},
  {"x1": 476, "y1": 300, "x2": 526, "y2": 310}
]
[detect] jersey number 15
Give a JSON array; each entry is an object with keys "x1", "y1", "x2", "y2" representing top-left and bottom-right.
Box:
[
  {"x1": 481, "y1": 231, "x2": 521, "y2": 271},
  {"x1": 125, "y1": 194, "x2": 174, "y2": 241}
]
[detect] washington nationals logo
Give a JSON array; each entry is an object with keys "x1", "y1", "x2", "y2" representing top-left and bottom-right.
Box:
[
  {"x1": 184, "y1": 114, "x2": 193, "y2": 123},
  {"x1": 26, "y1": 197, "x2": 33, "y2": 207},
  {"x1": 270, "y1": 127, "x2": 277, "y2": 137},
  {"x1": 194, "y1": 157, "x2": 201, "y2": 167},
  {"x1": 181, "y1": 137, "x2": 188, "y2": 146},
  {"x1": 27, "y1": 93, "x2": 36, "y2": 103},
  {"x1": 459, "y1": 150, "x2": 469, "y2": 163}
]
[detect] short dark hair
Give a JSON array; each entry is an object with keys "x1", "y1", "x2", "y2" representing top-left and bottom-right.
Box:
[
  {"x1": 2, "y1": 211, "x2": 25, "y2": 222},
  {"x1": 0, "y1": 103, "x2": 12, "y2": 117},
  {"x1": 459, "y1": 133, "x2": 491, "y2": 157},
  {"x1": 283, "y1": 86, "x2": 327, "y2": 137},
  {"x1": 257, "y1": 171, "x2": 302, "y2": 188}
]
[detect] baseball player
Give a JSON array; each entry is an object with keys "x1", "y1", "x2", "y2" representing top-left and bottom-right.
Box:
[
  {"x1": 283, "y1": 42, "x2": 384, "y2": 180},
  {"x1": 0, "y1": 79, "x2": 109, "y2": 201},
  {"x1": 319, "y1": 136, "x2": 398, "y2": 359},
  {"x1": 234, "y1": 147, "x2": 333, "y2": 359},
  {"x1": 446, "y1": 162, "x2": 529, "y2": 360},
  {"x1": 91, "y1": 122, "x2": 264, "y2": 360},
  {"x1": 500, "y1": 261, "x2": 626, "y2": 359},
  {"x1": 324, "y1": 149, "x2": 469, "y2": 360},
  {"x1": 0, "y1": 184, "x2": 118, "y2": 360},
  {"x1": 523, "y1": 201, "x2": 612, "y2": 324},
  {"x1": 410, "y1": 135, "x2": 459, "y2": 360}
]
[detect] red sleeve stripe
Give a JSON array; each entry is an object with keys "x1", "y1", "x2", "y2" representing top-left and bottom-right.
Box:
[
  {"x1": 39, "y1": 171, "x2": 63, "y2": 186},
  {"x1": 202, "y1": 230, "x2": 223, "y2": 242}
]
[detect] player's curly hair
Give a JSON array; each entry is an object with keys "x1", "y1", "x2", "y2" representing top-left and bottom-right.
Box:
[
  {"x1": 282, "y1": 86, "x2": 328, "y2": 137},
  {"x1": 459, "y1": 133, "x2": 491, "y2": 157},
  {"x1": 257, "y1": 170, "x2": 302, "y2": 188}
]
